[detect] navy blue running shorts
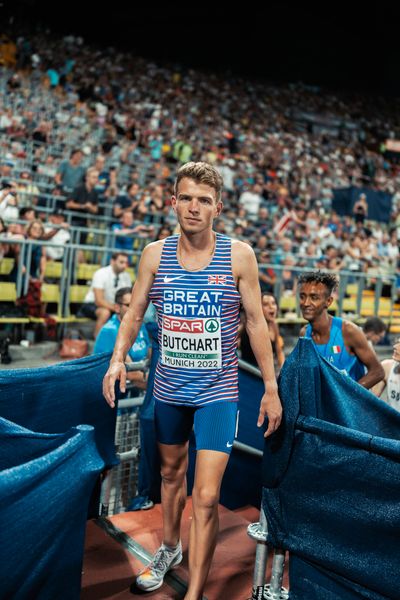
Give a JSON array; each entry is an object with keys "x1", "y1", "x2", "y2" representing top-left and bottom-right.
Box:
[{"x1": 154, "y1": 400, "x2": 239, "y2": 455}]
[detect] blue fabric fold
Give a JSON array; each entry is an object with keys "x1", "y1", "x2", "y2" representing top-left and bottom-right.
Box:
[{"x1": 0, "y1": 352, "x2": 117, "y2": 467}]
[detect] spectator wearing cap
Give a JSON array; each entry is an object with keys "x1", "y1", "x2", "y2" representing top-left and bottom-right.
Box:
[{"x1": 78, "y1": 252, "x2": 132, "y2": 337}]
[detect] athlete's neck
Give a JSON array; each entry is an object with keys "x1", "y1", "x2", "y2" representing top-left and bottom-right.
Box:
[
  {"x1": 177, "y1": 231, "x2": 216, "y2": 272},
  {"x1": 179, "y1": 230, "x2": 216, "y2": 253},
  {"x1": 310, "y1": 312, "x2": 331, "y2": 340}
]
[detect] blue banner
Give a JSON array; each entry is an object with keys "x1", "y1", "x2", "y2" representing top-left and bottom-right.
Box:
[
  {"x1": 262, "y1": 338, "x2": 400, "y2": 599},
  {"x1": 332, "y1": 186, "x2": 392, "y2": 223},
  {"x1": 0, "y1": 418, "x2": 103, "y2": 600}
]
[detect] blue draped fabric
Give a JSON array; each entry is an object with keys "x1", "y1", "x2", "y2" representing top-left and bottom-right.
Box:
[
  {"x1": 0, "y1": 417, "x2": 103, "y2": 600},
  {"x1": 218, "y1": 366, "x2": 265, "y2": 508},
  {"x1": 0, "y1": 353, "x2": 118, "y2": 468},
  {"x1": 262, "y1": 338, "x2": 400, "y2": 599}
]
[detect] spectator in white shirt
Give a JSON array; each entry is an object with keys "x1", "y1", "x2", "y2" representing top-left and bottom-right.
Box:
[
  {"x1": 238, "y1": 183, "x2": 263, "y2": 217},
  {"x1": 78, "y1": 252, "x2": 132, "y2": 337}
]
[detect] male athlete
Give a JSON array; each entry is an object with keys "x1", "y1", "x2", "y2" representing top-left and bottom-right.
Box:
[
  {"x1": 298, "y1": 271, "x2": 384, "y2": 388},
  {"x1": 103, "y1": 162, "x2": 282, "y2": 599}
]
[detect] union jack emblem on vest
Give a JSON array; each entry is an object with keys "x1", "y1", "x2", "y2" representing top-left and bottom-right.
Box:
[{"x1": 208, "y1": 274, "x2": 227, "y2": 285}]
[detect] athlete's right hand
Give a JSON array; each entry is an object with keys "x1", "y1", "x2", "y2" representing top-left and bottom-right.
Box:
[{"x1": 103, "y1": 360, "x2": 127, "y2": 408}]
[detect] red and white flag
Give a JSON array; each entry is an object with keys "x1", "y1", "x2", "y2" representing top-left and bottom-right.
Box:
[{"x1": 332, "y1": 345, "x2": 341, "y2": 354}]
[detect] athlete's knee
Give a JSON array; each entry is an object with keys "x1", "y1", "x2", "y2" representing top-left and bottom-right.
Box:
[
  {"x1": 192, "y1": 485, "x2": 220, "y2": 512},
  {"x1": 160, "y1": 456, "x2": 187, "y2": 486}
]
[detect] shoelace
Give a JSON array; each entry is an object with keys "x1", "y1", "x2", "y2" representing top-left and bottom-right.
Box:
[{"x1": 148, "y1": 548, "x2": 176, "y2": 575}]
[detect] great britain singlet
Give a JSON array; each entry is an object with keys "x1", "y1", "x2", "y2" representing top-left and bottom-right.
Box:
[
  {"x1": 305, "y1": 316, "x2": 365, "y2": 381},
  {"x1": 148, "y1": 233, "x2": 241, "y2": 406}
]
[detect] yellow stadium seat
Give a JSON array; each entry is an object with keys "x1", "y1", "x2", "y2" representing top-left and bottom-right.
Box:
[
  {"x1": 345, "y1": 284, "x2": 358, "y2": 296},
  {"x1": 0, "y1": 282, "x2": 17, "y2": 301},
  {"x1": 41, "y1": 283, "x2": 60, "y2": 304},
  {"x1": 342, "y1": 298, "x2": 357, "y2": 313},
  {"x1": 0, "y1": 257, "x2": 14, "y2": 275},
  {"x1": 69, "y1": 285, "x2": 90, "y2": 303},
  {"x1": 44, "y1": 261, "x2": 63, "y2": 279},
  {"x1": 76, "y1": 263, "x2": 100, "y2": 281},
  {"x1": 279, "y1": 296, "x2": 296, "y2": 312}
]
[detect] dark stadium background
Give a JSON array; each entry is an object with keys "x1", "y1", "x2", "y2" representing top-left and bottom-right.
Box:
[{"x1": 3, "y1": 0, "x2": 400, "y2": 94}]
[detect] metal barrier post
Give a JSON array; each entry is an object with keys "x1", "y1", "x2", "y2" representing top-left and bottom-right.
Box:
[
  {"x1": 247, "y1": 508, "x2": 269, "y2": 599},
  {"x1": 374, "y1": 277, "x2": 383, "y2": 316},
  {"x1": 247, "y1": 505, "x2": 289, "y2": 600},
  {"x1": 265, "y1": 549, "x2": 288, "y2": 600},
  {"x1": 99, "y1": 469, "x2": 114, "y2": 516},
  {"x1": 356, "y1": 275, "x2": 365, "y2": 315}
]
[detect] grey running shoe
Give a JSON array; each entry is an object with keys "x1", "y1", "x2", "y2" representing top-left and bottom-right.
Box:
[{"x1": 136, "y1": 541, "x2": 183, "y2": 591}]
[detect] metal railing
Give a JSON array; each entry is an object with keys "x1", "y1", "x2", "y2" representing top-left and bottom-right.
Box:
[
  {"x1": 0, "y1": 237, "x2": 143, "y2": 306},
  {"x1": 99, "y1": 359, "x2": 149, "y2": 516}
]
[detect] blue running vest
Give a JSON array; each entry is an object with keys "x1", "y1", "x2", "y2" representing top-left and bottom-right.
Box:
[
  {"x1": 305, "y1": 316, "x2": 365, "y2": 381},
  {"x1": 149, "y1": 233, "x2": 241, "y2": 406}
]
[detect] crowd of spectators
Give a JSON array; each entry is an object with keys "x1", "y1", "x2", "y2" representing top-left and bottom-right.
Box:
[{"x1": 0, "y1": 27, "x2": 399, "y2": 304}]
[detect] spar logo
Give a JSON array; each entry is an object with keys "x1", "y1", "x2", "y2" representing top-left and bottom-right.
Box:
[
  {"x1": 163, "y1": 315, "x2": 203, "y2": 333},
  {"x1": 205, "y1": 319, "x2": 219, "y2": 332}
]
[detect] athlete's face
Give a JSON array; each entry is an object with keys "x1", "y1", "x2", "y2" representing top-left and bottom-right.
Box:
[
  {"x1": 392, "y1": 339, "x2": 400, "y2": 362},
  {"x1": 299, "y1": 282, "x2": 333, "y2": 322},
  {"x1": 171, "y1": 178, "x2": 222, "y2": 233}
]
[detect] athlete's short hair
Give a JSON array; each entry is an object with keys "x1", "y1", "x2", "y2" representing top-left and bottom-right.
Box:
[
  {"x1": 297, "y1": 271, "x2": 338, "y2": 296},
  {"x1": 115, "y1": 286, "x2": 132, "y2": 304},
  {"x1": 174, "y1": 161, "x2": 223, "y2": 202},
  {"x1": 362, "y1": 316, "x2": 386, "y2": 335}
]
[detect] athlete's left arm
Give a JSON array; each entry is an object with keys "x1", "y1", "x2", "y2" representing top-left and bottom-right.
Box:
[
  {"x1": 343, "y1": 321, "x2": 385, "y2": 389},
  {"x1": 233, "y1": 241, "x2": 282, "y2": 437}
]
